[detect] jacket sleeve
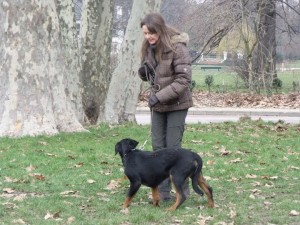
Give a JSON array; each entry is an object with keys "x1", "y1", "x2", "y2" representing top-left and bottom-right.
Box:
[{"x1": 155, "y1": 43, "x2": 192, "y2": 103}]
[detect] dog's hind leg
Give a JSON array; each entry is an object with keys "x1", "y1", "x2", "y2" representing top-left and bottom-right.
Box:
[
  {"x1": 166, "y1": 175, "x2": 186, "y2": 211},
  {"x1": 198, "y1": 174, "x2": 214, "y2": 208},
  {"x1": 123, "y1": 181, "x2": 141, "y2": 208},
  {"x1": 151, "y1": 187, "x2": 160, "y2": 206}
]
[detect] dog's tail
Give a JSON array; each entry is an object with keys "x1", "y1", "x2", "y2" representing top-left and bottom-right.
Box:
[{"x1": 191, "y1": 157, "x2": 204, "y2": 196}]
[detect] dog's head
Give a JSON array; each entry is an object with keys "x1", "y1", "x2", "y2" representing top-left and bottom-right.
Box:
[{"x1": 115, "y1": 138, "x2": 139, "y2": 159}]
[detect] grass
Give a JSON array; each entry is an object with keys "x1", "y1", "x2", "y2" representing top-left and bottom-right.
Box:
[
  {"x1": 0, "y1": 122, "x2": 300, "y2": 225},
  {"x1": 192, "y1": 64, "x2": 300, "y2": 93}
]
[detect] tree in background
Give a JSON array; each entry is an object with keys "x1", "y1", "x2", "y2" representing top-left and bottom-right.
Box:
[
  {"x1": 80, "y1": 0, "x2": 115, "y2": 124},
  {"x1": 104, "y1": 0, "x2": 162, "y2": 123},
  {"x1": 164, "y1": 0, "x2": 299, "y2": 95}
]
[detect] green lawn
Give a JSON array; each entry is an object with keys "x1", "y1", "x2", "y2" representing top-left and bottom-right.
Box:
[
  {"x1": 192, "y1": 63, "x2": 300, "y2": 93},
  {"x1": 1, "y1": 122, "x2": 299, "y2": 224}
]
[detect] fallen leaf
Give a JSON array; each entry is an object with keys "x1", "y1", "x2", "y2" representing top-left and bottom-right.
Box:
[
  {"x1": 251, "y1": 189, "x2": 261, "y2": 194},
  {"x1": 4, "y1": 177, "x2": 19, "y2": 183},
  {"x1": 44, "y1": 212, "x2": 53, "y2": 220},
  {"x1": 191, "y1": 140, "x2": 204, "y2": 144},
  {"x1": 289, "y1": 210, "x2": 300, "y2": 216},
  {"x1": 263, "y1": 201, "x2": 273, "y2": 206},
  {"x1": 60, "y1": 190, "x2": 78, "y2": 195},
  {"x1": 251, "y1": 182, "x2": 261, "y2": 187},
  {"x1": 249, "y1": 194, "x2": 256, "y2": 199},
  {"x1": 74, "y1": 163, "x2": 84, "y2": 168},
  {"x1": 105, "y1": 180, "x2": 120, "y2": 190},
  {"x1": 197, "y1": 214, "x2": 214, "y2": 225},
  {"x1": 289, "y1": 166, "x2": 299, "y2": 170},
  {"x1": 246, "y1": 174, "x2": 257, "y2": 179},
  {"x1": 46, "y1": 153, "x2": 57, "y2": 157},
  {"x1": 38, "y1": 141, "x2": 48, "y2": 145},
  {"x1": 29, "y1": 173, "x2": 45, "y2": 181},
  {"x1": 67, "y1": 216, "x2": 76, "y2": 224},
  {"x1": 87, "y1": 179, "x2": 96, "y2": 184},
  {"x1": 12, "y1": 219, "x2": 26, "y2": 224},
  {"x1": 3, "y1": 188, "x2": 15, "y2": 194},
  {"x1": 227, "y1": 177, "x2": 241, "y2": 182},
  {"x1": 26, "y1": 164, "x2": 36, "y2": 172},
  {"x1": 120, "y1": 208, "x2": 129, "y2": 214},
  {"x1": 220, "y1": 146, "x2": 231, "y2": 156},
  {"x1": 207, "y1": 160, "x2": 215, "y2": 166},
  {"x1": 68, "y1": 155, "x2": 76, "y2": 160},
  {"x1": 53, "y1": 210, "x2": 61, "y2": 218},
  {"x1": 230, "y1": 158, "x2": 243, "y2": 163}
]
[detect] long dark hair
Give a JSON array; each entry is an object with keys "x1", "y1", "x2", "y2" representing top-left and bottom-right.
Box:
[{"x1": 140, "y1": 13, "x2": 179, "y2": 62}]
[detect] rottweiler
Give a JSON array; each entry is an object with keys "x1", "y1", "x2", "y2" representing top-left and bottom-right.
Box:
[{"x1": 115, "y1": 138, "x2": 214, "y2": 211}]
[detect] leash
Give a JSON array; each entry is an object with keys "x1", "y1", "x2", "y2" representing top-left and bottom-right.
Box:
[
  {"x1": 138, "y1": 61, "x2": 158, "y2": 151},
  {"x1": 139, "y1": 107, "x2": 153, "y2": 150}
]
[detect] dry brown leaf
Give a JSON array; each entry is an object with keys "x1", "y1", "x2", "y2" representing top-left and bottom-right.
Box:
[
  {"x1": 12, "y1": 219, "x2": 26, "y2": 224},
  {"x1": 29, "y1": 173, "x2": 45, "y2": 181},
  {"x1": 230, "y1": 158, "x2": 243, "y2": 163},
  {"x1": 207, "y1": 160, "x2": 215, "y2": 166},
  {"x1": 120, "y1": 208, "x2": 130, "y2": 214},
  {"x1": 105, "y1": 179, "x2": 120, "y2": 190},
  {"x1": 74, "y1": 163, "x2": 84, "y2": 168},
  {"x1": 67, "y1": 216, "x2": 76, "y2": 224},
  {"x1": 87, "y1": 179, "x2": 96, "y2": 184},
  {"x1": 289, "y1": 166, "x2": 300, "y2": 170},
  {"x1": 197, "y1": 214, "x2": 214, "y2": 225},
  {"x1": 38, "y1": 141, "x2": 48, "y2": 146},
  {"x1": 249, "y1": 194, "x2": 256, "y2": 199},
  {"x1": 220, "y1": 146, "x2": 231, "y2": 156},
  {"x1": 26, "y1": 164, "x2": 36, "y2": 172},
  {"x1": 246, "y1": 174, "x2": 257, "y2": 179},
  {"x1": 3, "y1": 188, "x2": 15, "y2": 194},
  {"x1": 191, "y1": 139, "x2": 204, "y2": 144},
  {"x1": 60, "y1": 190, "x2": 78, "y2": 195},
  {"x1": 289, "y1": 210, "x2": 300, "y2": 216},
  {"x1": 4, "y1": 176, "x2": 19, "y2": 183},
  {"x1": 227, "y1": 177, "x2": 241, "y2": 182},
  {"x1": 44, "y1": 212, "x2": 53, "y2": 220}
]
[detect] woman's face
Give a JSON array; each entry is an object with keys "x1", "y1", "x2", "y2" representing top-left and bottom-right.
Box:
[{"x1": 142, "y1": 25, "x2": 159, "y2": 45}]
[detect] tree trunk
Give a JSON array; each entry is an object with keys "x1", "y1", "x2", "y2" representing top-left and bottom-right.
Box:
[
  {"x1": 0, "y1": 0, "x2": 85, "y2": 137},
  {"x1": 80, "y1": 0, "x2": 114, "y2": 124},
  {"x1": 252, "y1": 0, "x2": 277, "y2": 95},
  {"x1": 56, "y1": 0, "x2": 84, "y2": 122},
  {"x1": 104, "y1": 0, "x2": 161, "y2": 123}
]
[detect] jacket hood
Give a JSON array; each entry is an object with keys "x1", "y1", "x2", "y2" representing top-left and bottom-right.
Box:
[{"x1": 171, "y1": 33, "x2": 189, "y2": 45}]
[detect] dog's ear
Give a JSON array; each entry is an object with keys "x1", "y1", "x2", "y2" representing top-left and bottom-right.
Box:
[
  {"x1": 115, "y1": 141, "x2": 122, "y2": 155},
  {"x1": 126, "y1": 138, "x2": 139, "y2": 150},
  {"x1": 115, "y1": 138, "x2": 139, "y2": 157}
]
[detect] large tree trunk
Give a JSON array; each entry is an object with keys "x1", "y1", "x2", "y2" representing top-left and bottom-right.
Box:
[
  {"x1": 56, "y1": 0, "x2": 84, "y2": 122},
  {"x1": 104, "y1": 0, "x2": 161, "y2": 123},
  {"x1": 80, "y1": 0, "x2": 114, "y2": 124},
  {"x1": 0, "y1": 1, "x2": 85, "y2": 137},
  {"x1": 252, "y1": 0, "x2": 277, "y2": 95}
]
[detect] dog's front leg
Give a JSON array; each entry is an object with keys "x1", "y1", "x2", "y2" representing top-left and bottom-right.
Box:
[
  {"x1": 151, "y1": 187, "x2": 160, "y2": 206},
  {"x1": 123, "y1": 181, "x2": 141, "y2": 208}
]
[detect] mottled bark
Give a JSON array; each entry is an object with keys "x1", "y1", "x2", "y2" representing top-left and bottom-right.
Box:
[
  {"x1": 252, "y1": 0, "x2": 277, "y2": 95},
  {"x1": 56, "y1": 0, "x2": 84, "y2": 122},
  {"x1": 80, "y1": 0, "x2": 114, "y2": 124},
  {"x1": 104, "y1": 0, "x2": 162, "y2": 123},
  {"x1": 0, "y1": 1, "x2": 85, "y2": 137}
]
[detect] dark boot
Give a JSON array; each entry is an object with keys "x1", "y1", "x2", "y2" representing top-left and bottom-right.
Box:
[
  {"x1": 158, "y1": 178, "x2": 172, "y2": 201},
  {"x1": 183, "y1": 179, "x2": 190, "y2": 198}
]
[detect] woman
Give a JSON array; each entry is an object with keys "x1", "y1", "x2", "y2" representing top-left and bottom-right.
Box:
[{"x1": 138, "y1": 13, "x2": 193, "y2": 201}]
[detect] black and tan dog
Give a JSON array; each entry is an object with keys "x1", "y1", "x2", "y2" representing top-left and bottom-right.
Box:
[{"x1": 115, "y1": 138, "x2": 214, "y2": 211}]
